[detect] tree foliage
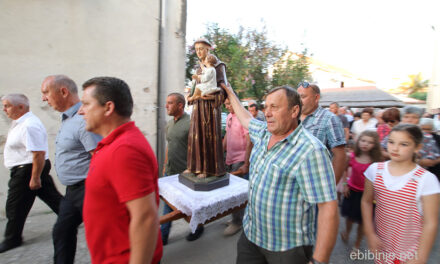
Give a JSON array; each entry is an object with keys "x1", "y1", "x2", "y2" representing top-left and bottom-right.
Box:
[
  {"x1": 397, "y1": 73, "x2": 429, "y2": 94},
  {"x1": 271, "y1": 49, "x2": 312, "y2": 88},
  {"x1": 186, "y1": 23, "x2": 311, "y2": 103},
  {"x1": 409, "y1": 92, "x2": 427, "y2": 101}
]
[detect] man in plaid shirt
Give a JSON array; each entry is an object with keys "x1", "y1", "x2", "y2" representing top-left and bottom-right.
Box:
[
  {"x1": 297, "y1": 83, "x2": 346, "y2": 183},
  {"x1": 224, "y1": 85, "x2": 338, "y2": 264}
]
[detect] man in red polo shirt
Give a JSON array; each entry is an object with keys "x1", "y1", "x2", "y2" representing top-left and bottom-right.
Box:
[{"x1": 78, "y1": 77, "x2": 162, "y2": 264}]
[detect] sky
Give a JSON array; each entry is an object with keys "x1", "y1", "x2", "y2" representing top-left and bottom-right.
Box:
[{"x1": 186, "y1": 0, "x2": 440, "y2": 89}]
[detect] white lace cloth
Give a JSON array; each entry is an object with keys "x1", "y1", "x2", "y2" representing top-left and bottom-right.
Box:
[{"x1": 159, "y1": 174, "x2": 249, "y2": 233}]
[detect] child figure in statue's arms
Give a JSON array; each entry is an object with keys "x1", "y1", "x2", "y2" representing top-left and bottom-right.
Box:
[{"x1": 188, "y1": 54, "x2": 221, "y2": 102}]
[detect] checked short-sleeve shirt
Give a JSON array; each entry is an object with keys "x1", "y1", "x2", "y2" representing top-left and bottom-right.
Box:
[
  {"x1": 301, "y1": 106, "x2": 346, "y2": 151},
  {"x1": 243, "y1": 119, "x2": 337, "y2": 252}
]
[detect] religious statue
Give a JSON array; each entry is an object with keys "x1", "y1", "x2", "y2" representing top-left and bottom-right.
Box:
[{"x1": 180, "y1": 38, "x2": 229, "y2": 190}]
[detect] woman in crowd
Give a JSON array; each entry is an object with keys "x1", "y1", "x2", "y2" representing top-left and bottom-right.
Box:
[
  {"x1": 351, "y1": 108, "x2": 377, "y2": 140},
  {"x1": 377, "y1": 107, "x2": 400, "y2": 141}
]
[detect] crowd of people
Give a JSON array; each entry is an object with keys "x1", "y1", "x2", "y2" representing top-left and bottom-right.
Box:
[
  {"x1": 1, "y1": 72, "x2": 440, "y2": 264},
  {"x1": 237, "y1": 85, "x2": 440, "y2": 264},
  {"x1": 1, "y1": 76, "x2": 440, "y2": 264}
]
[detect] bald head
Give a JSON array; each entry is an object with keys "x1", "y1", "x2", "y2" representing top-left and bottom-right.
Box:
[
  {"x1": 43, "y1": 75, "x2": 78, "y2": 94},
  {"x1": 41, "y1": 75, "x2": 80, "y2": 112}
]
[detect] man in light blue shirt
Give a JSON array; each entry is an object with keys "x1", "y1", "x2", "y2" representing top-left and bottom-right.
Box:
[{"x1": 41, "y1": 75, "x2": 101, "y2": 264}]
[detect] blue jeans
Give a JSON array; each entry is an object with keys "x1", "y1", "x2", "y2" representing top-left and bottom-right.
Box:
[{"x1": 160, "y1": 174, "x2": 173, "y2": 242}]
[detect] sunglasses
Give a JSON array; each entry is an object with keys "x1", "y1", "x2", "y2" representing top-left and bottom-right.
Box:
[
  {"x1": 297, "y1": 81, "x2": 310, "y2": 88},
  {"x1": 386, "y1": 120, "x2": 398, "y2": 124}
]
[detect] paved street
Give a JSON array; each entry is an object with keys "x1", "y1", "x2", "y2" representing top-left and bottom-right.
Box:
[{"x1": 0, "y1": 203, "x2": 439, "y2": 263}]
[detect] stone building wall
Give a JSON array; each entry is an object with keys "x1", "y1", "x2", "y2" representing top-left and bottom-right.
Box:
[{"x1": 0, "y1": 0, "x2": 186, "y2": 216}]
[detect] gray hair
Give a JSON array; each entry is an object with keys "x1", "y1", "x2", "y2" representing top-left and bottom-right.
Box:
[
  {"x1": 419, "y1": 118, "x2": 434, "y2": 128},
  {"x1": 402, "y1": 106, "x2": 424, "y2": 118},
  {"x1": 1, "y1": 93, "x2": 29, "y2": 108},
  {"x1": 46, "y1": 75, "x2": 78, "y2": 94}
]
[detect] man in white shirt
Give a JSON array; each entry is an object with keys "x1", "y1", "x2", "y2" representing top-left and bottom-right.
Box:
[{"x1": 0, "y1": 94, "x2": 62, "y2": 253}]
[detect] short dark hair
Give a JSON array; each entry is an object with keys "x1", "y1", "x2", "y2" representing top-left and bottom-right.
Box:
[
  {"x1": 330, "y1": 102, "x2": 339, "y2": 107},
  {"x1": 266, "y1": 85, "x2": 302, "y2": 117},
  {"x1": 168, "y1": 92, "x2": 185, "y2": 106},
  {"x1": 382, "y1": 107, "x2": 401, "y2": 123},
  {"x1": 82, "y1": 77, "x2": 133, "y2": 118},
  {"x1": 362, "y1": 107, "x2": 374, "y2": 116},
  {"x1": 249, "y1": 103, "x2": 258, "y2": 110},
  {"x1": 307, "y1": 84, "x2": 321, "y2": 95}
]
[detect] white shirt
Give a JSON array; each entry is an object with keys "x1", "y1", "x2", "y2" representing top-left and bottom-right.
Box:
[
  {"x1": 351, "y1": 118, "x2": 377, "y2": 139},
  {"x1": 345, "y1": 114, "x2": 354, "y2": 122},
  {"x1": 4, "y1": 111, "x2": 49, "y2": 169},
  {"x1": 364, "y1": 161, "x2": 440, "y2": 214}
]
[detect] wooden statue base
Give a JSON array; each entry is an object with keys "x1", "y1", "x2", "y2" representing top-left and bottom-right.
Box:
[{"x1": 178, "y1": 172, "x2": 230, "y2": 191}]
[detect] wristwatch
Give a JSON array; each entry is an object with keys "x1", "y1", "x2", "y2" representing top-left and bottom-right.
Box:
[{"x1": 311, "y1": 259, "x2": 327, "y2": 264}]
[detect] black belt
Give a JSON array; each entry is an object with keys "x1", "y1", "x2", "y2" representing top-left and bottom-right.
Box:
[
  {"x1": 10, "y1": 160, "x2": 50, "y2": 172},
  {"x1": 11, "y1": 163, "x2": 32, "y2": 172}
]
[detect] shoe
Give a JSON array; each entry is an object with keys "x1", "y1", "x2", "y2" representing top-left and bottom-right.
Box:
[
  {"x1": 186, "y1": 225, "x2": 204, "y2": 241},
  {"x1": 224, "y1": 219, "x2": 233, "y2": 226},
  {"x1": 0, "y1": 241, "x2": 22, "y2": 253},
  {"x1": 223, "y1": 223, "x2": 242, "y2": 236}
]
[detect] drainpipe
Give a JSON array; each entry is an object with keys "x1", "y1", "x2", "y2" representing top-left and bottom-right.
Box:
[
  {"x1": 157, "y1": 0, "x2": 164, "y2": 176},
  {"x1": 156, "y1": 0, "x2": 187, "y2": 177}
]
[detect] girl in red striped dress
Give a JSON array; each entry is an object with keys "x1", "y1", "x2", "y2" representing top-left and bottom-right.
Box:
[{"x1": 362, "y1": 124, "x2": 440, "y2": 264}]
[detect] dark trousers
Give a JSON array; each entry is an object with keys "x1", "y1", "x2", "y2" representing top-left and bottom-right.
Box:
[
  {"x1": 3, "y1": 160, "x2": 62, "y2": 245},
  {"x1": 53, "y1": 180, "x2": 85, "y2": 264},
  {"x1": 236, "y1": 232, "x2": 313, "y2": 264}
]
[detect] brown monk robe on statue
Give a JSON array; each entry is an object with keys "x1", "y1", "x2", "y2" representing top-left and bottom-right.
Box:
[{"x1": 184, "y1": 38, "x2": 227, "y2": 178}]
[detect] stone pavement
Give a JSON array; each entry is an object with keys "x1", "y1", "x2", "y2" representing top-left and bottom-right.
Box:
[{"x1": 0, "y1": 204, "x2": 439, "y2": 263}]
